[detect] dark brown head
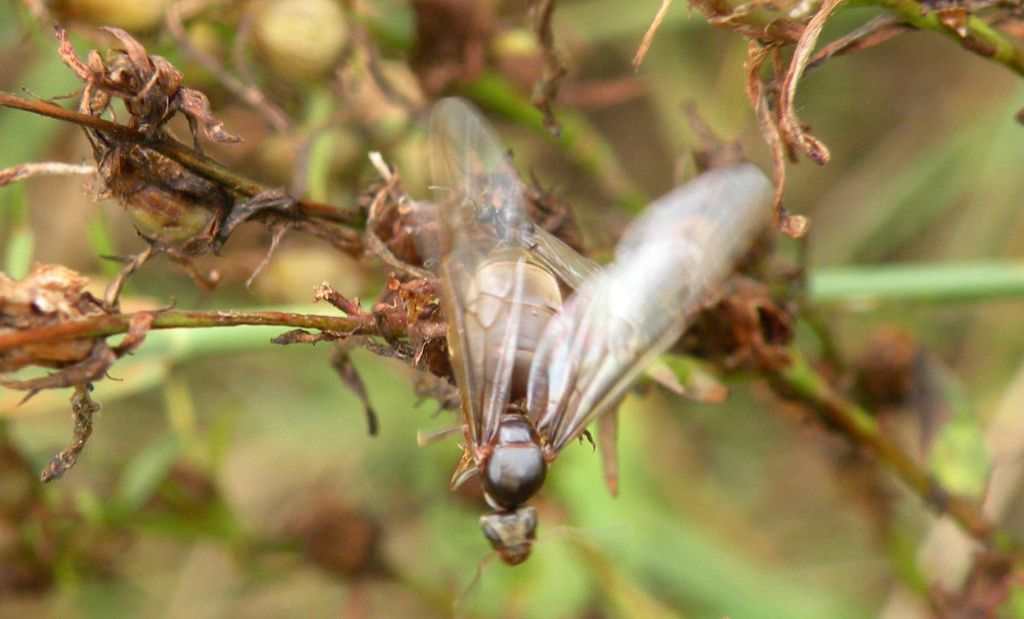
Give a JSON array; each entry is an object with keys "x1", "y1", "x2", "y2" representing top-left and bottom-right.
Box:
[{"x1": 479, "y1": 506, "x2": 538, "y2": 565}]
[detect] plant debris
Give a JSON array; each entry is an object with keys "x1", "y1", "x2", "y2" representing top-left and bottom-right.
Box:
[
  {"x1": 0, "y1": 264, "x2": 154, "y2": 480},
  {"x1": 56, "y1": 25, "x2": 240, "y2": 146},
  {"x1": 530, "y1": 0, "x2": 567, "y2": 136},
  {"x1": 678, "y1": 276, "x2": 795, "y2": 373}
]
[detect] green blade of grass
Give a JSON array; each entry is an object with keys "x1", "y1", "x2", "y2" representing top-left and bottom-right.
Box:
[{"x1": 810, "y1": 261, "x2": 1024, "y2": 304}]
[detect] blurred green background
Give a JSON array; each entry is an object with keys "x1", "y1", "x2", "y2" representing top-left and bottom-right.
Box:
[{"x1": 2, "y1": 0, "x2": 1024, "y2": 617}]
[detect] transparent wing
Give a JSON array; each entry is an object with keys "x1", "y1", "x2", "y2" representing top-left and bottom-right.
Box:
[
  {"x1": 428, "y1": 98, "x2": 534, "y2": 260},
  {"x1": 530, "y1": 227, "x2": 602, "y2": 289},
  {"x1": 526, "y1": 163, "x2": 773, "y2": 453},
  {"x1": 429, "y1": 99, "x2": 598, "y2": 286},
  {"x1": 420, "y1": 98, "x2": 539, "y2": 454}
]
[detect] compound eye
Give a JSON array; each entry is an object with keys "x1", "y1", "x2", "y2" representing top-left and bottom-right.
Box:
[
  {"x1": 482, "y1": 444, "x2": 546, "y2": 509},
  {"x1": 480, "y1": 518, "x2": 502, "y2": 544}
]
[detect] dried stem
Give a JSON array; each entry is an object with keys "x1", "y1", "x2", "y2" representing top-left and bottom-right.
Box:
[
  {"x1": 744, "y1": 44, "x2": 791, "y2": 230},
  {"x1": 0, "y1": 161, "x2": 95, "y2": 186},
  {"x1": 633, "y1": 0, "x2": 673, "y2": 70},
  {"x1": 530, "y1": 0, "x2": 568, "y2": 136},
  {"x1": 0, "y1": 92, "x2": 365, "y2": 228},
  {"x1": 777, "y1": 0, "x2": 840, "y2": 167}
]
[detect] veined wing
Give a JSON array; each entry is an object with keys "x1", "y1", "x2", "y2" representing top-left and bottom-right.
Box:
[
  {"x1": 429, "y1": 98, "x2": 534, "y2": 254},
  {"x1": 529, "y1": 227, "x2": 602, "y2": 290},
  {"x1": 526, "y1": 163, "x2": 773, "y2": 453},
  {"x1": 423, "y1": 99, "x2": 555, "y2": 456},
  {"x1": 430, "y1": 99, "x2": 600, "y2": 288}
]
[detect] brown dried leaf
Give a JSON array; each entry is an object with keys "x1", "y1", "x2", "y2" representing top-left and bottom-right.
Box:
[
  {"x1": 744, "y1": 43, "x2": 789, "y2": 230},
  {"x1": 55, "y1": 25, "x2": 91, "y2": 81},
  {"x1": 330, "y1": 347, "x2": 380, "y2": 435},
  {"x1": 777, "y1": 0, "x2": 841, "y2": 166},
  {"x1": 0, "y1": 340, "x2": 114, "y2": 394},
  {"x1": 57, "y1": 24, "x2": 239, "y2": 145},
  {"x1": 0, "y1": 270, "x2": 153, "y2": 401},
  {"x1": 100, "y1": 27, "x2": 152, "y2": 71},
  {"x1": 115, "y1": 312, "x2": 154, "y2": 354},
  {"x1": 779, "y1": 210, "x2": 810, "y2": 238},
  {"x1": 175, "y1": 87, "x2": 242, "y2": 144},
  {"x1": 937, "y1": 6, "x2": 970, "y2": 36},
  {"x1": 0, "y1": 264, "x2": 108, "y2": 375},
  {"x1": 40, "y1": 384, "x2": 100, "y2": 482},
  {"x1": 807, "y1": 15, "x2": 910, "y2": 70},
  {"x1": 0, "y1": 263, "x2": 95, "y2": 320}
]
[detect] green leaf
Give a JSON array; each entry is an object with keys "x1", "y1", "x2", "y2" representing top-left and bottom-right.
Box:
[
  {"x1": 927, "y1": 363, "x2": 990, "y2": 498},
  {"x1": 811, "y1": 262, "x2": 1024, "y2": 304}
]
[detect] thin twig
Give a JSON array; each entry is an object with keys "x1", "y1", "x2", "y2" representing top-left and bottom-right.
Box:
[
  {"x1": 744, "y1": 44, "x2": 787, "y2": 218},
  {"x1": 0, "y1": 308, "x2": 364, "y2": 352},
  {"x1": 530, "y1": 0, "x2": 567, "y2": 137},
  {"x1": 633, "y1": 0, "x2": 674, "y2": 70},
  {"x1": 0, "y1": 92, "x2": 365, "y2": 228},
  {"x1": 0, "y1": 161, "x2": 95, "y2": 186},
  {"x1": 771, "y1": 349, "x2": 1009, "y2": 549},
  {"x1": 806, "y1": 14, "x2": 910, "y2": 71}
]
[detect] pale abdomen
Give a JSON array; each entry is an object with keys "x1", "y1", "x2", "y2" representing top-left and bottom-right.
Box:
[{"x1": 465, "y1": 248, "x2": 562, "y2": 398}]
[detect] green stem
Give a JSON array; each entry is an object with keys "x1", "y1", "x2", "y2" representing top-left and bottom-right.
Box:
[
  {"x1": 850, "y1": 0, "x2": 1024, "y2": 77},
  {"x1": 0, "y1": 308, "x2": 361, "y2": 351},
  {"x1": 773, "y1": 349, "x2": 1008, "y2": 548}
]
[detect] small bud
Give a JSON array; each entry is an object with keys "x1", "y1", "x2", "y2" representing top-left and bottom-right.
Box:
[{"x1": 254, "y1": 0, "x2": 349, "y2": 82}]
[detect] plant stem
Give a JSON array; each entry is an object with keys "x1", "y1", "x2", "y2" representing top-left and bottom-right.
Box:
[
  {"x1": 0, "y1": 92, "x2": 365, "y2": 228},
  {"x1": 851, "y1": 0, "x2": 1024, "y2": 77},
  {"x1": 772, "y1": 348, "x2": 1009, "y2": 548},
  {"x1": 0, "y1": 309, "x2": 361, "y2": 351}
]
